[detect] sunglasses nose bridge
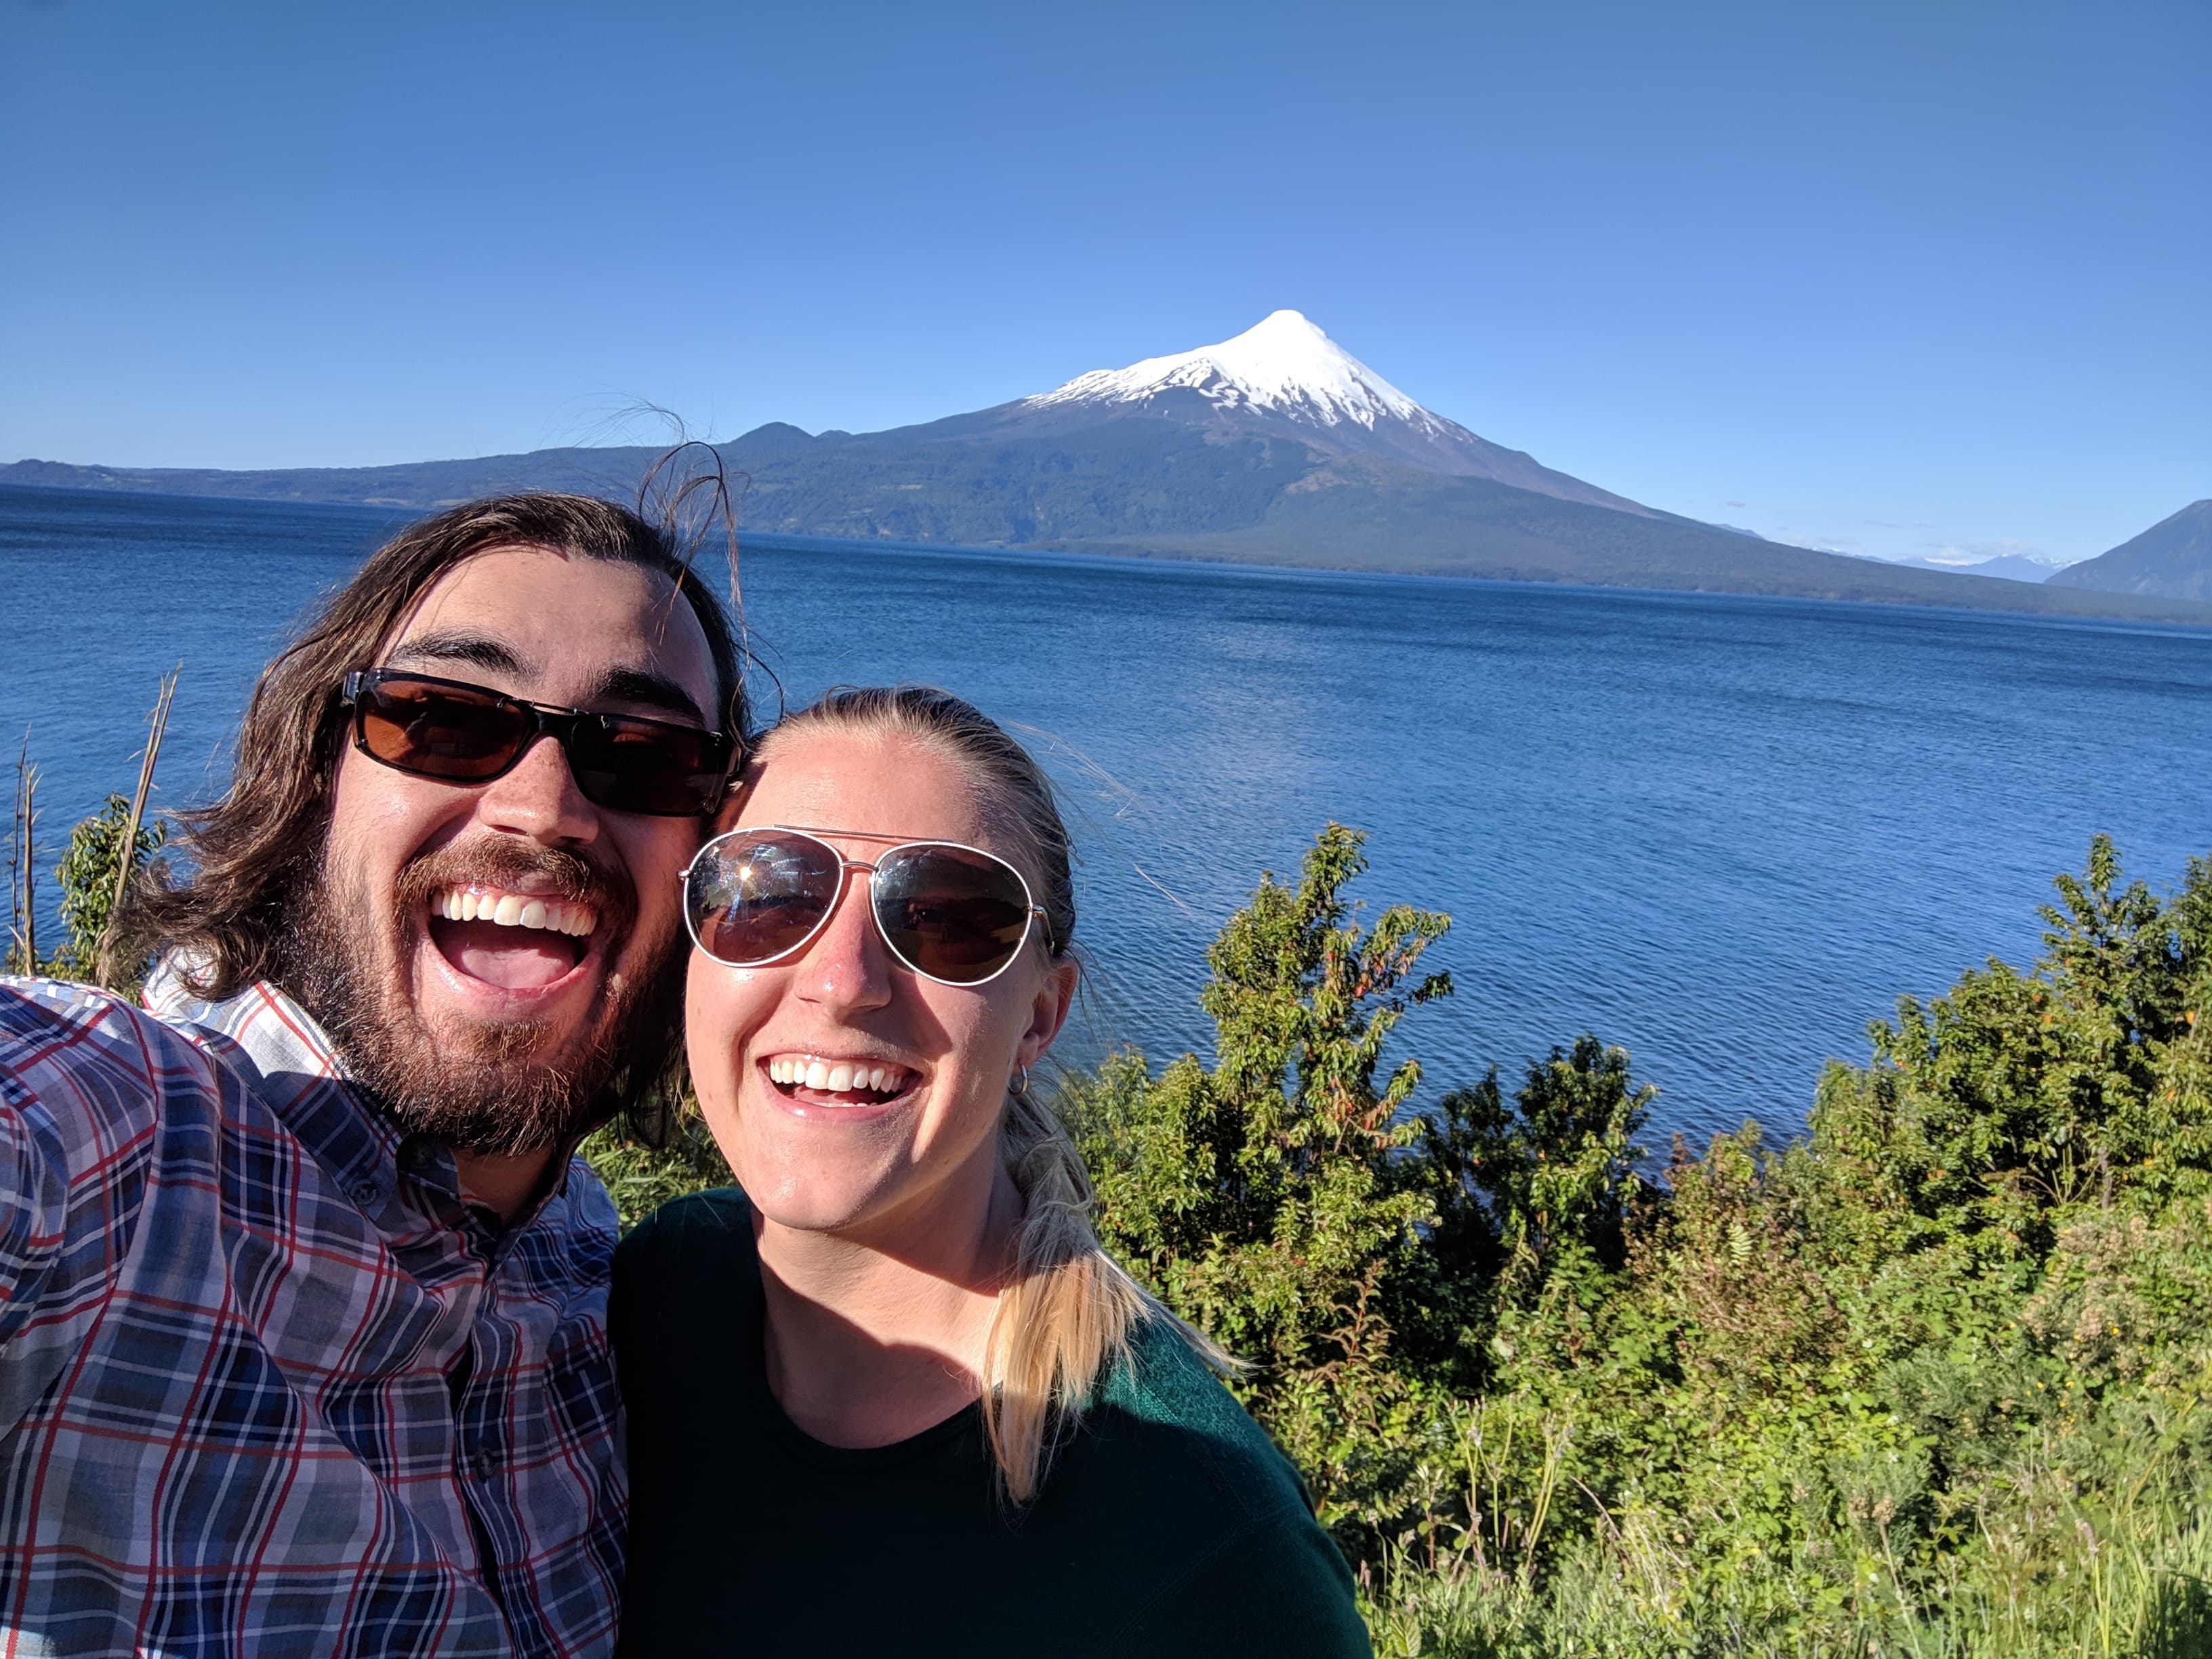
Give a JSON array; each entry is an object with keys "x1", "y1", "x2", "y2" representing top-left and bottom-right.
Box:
[
  {"x1": 487, "y1": 697, "x2": 581, "y2": 778},
  {"x1": 818, "y1": 857, "x2": 883, "y2": 936},
  {"x1": 780, "y1": 856, "x2": 901, "y2": 1007},
  {"x1": 474, "y1": 724, "x2": 602, "y2": 836}
]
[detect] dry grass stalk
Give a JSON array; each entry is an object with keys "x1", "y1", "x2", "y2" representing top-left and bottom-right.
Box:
[
  {"x1": 108, "y1": 665, "x2": 181, "y2": 962},
  {"x1": 9, "y1": 731, "x2": 39, "y2": 973}
]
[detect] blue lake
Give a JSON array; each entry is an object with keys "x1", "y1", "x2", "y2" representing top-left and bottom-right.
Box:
[{"x1": 4, "y1": 483, "x2": 2209, "y2": 1148}]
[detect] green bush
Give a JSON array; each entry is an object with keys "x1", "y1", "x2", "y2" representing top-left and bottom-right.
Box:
[
  {"x1": 10, "y1": 790, "x2": 165, "y2": 984},
  {"x1": 1070, "y1": 827, "x2": 2212, "y2": 1658},
  {"x1": 52, "y1": 793, "x2": 165, "y2": 986}
]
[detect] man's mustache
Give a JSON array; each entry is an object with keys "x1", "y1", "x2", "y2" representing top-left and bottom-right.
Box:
[{"x1": 392, "y1": 838, "x2": 640, "y2": 946}]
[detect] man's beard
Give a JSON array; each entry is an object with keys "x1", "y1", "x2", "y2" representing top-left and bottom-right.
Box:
[{"x1": 283, "y1": 837, "x2": 688, "y2": 1157}]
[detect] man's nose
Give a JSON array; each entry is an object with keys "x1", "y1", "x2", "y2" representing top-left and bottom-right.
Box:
[{"x1": 474, "y1": 733, "x2": 600, "y2": 844}]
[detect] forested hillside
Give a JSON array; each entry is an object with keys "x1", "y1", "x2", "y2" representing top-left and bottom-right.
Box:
[{"x1": 11, "y1": 436, "x2": 2211, "y2": 624}]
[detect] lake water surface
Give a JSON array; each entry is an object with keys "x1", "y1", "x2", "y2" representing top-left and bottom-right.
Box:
[{"x1": 5, "y1": 484, "x2": 2209, "y2": 1148}]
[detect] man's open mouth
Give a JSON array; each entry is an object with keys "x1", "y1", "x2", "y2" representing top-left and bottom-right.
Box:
[
  {"x1": 763, "y1": 1052, "x2": 919, "y2": 1108},
  {"x1": 426, "y1": 883, "x2": 600, "y2": 991}
]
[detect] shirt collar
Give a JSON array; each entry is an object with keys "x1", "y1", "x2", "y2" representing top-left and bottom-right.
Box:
[
  {"x1": 145, "y1": 956, "x2": 413, "y2": 1214},
  {"x1": 142, "y1": 956, "x2": 585, "y2": 1242}
]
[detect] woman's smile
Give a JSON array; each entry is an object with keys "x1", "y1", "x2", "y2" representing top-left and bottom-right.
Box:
[{"x1": 757, "y1": 1050, "x2": 922, "y2": 1115}]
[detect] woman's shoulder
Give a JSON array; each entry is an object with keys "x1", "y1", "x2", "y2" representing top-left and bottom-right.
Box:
[
  {"x1": 1059, "y1": 1315, "x2": 1370, "y2": 1655},
  {"x1": 615, "y1": 1185, "x2": 754, "y2": 1273},
  {"x1": 1094, "y1": 1315, "x2": 1312, "y2": 1519}
]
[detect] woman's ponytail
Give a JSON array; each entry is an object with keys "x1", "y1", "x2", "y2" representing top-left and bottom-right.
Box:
[
  {"x1": 981, "y1": 1086, "x2": 1143, "y2": 1502},
  {"x1": 981, "y1": 1086, "x2": 1235, "y2": 1503}
]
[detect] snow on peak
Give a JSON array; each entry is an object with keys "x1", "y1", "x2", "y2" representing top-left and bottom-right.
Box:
[{"x1": 1023, "y1": 310, "x2": 1449, "y2": 434}]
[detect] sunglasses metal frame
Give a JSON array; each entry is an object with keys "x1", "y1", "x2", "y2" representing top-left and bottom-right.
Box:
[
  {"x1": 340, "y1": 668, "x2": 736, "y2": 818},
  {"x1": 681, "y1": 823, "x2": 1052, "y2": 987}
]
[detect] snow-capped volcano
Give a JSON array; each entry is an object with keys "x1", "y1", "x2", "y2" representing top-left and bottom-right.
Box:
[
  {"x1": 1024, "y1": 309, "x2": 1453, "y2": 438},
  {"x1": 998, "y1": 310, "x2": 1656, "y2": 517}
]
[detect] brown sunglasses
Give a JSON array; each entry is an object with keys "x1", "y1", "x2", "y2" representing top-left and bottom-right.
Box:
[{"x1": 342, "y1": 669, "x2": 735, "y2": 817}]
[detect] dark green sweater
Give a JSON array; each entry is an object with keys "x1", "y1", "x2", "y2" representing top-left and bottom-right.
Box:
[{"x1": 611, "y1": 1189, "x2": 1372, "y2": 1658}]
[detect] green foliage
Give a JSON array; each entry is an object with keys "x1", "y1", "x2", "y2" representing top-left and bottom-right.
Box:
[
  {"x1": 1067, "y1": 825, "x2": 1459, "y2": 1528},
  {"x1": 580, "y1": 1106, "x2": 731, "y2": 1231},
  {"x1": 51, "y1": 793, "x2": 165, "y2": 986},
  {"x1": 1069, "y1": 827, "x2": 2212, "y2": 1657},
  {"x1": 1416, "y1": 1037, "x2": 1657, "y2": 1316},
  {"x1": 1069, "y1": 826, "x2": 1657, "y2": 1542},
  {"x1": 10, "y1": 789, "x2": 167, "y2": 983}
]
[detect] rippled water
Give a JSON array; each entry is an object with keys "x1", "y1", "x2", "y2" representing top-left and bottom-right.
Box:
[{"x1": 5, "y1": 485, "x2": 2209, "y2": 1147}]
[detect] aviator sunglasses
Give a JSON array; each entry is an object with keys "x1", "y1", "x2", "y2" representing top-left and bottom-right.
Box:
[
  {"x1": 342, "y1": 669, "x2": 736, "y2": 817},
  {"x1": 682, "y1": 825, "x2": 1052, "y2": 987}
]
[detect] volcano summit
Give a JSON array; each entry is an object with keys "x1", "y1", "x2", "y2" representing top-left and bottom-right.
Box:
[
  {"x1": 7, "y1": 315, "x2": 2209, "y2": 625},
  {"x1": 941, "y1": 309, "x2": 1654, "y2": 516}
]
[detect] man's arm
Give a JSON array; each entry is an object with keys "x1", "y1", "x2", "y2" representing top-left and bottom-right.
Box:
[{"x1": 0, "y1": 980, "x2": 165, "y2": 1429}]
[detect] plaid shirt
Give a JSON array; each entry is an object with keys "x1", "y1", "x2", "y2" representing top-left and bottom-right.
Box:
[{"x1": 0, "y1": 970, "x2": 626, "y2": 1658}]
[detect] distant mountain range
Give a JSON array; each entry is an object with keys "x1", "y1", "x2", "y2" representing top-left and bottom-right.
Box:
[
  {"x1": 1885, "y1": 552, "x2": 2066, "y2": 583},
  {"x1": 6, "y1": 311, "x2": 2209, "y2": 626}
]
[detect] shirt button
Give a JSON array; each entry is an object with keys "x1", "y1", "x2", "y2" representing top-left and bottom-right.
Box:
[{"x1": 348, "y1": 1180, "x2": 382, "y2": 1206}]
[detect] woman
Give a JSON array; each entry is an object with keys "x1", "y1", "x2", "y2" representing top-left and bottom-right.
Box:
[{"x1": 611, "y1": 686, "x2": 1370, "y2": 1656}]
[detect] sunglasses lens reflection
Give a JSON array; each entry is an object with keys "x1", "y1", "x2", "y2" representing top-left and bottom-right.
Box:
[
  {"x1": 567, "y1": 719, "x2": 730, "y2": 817},
  {"x1": 689, "y1": 832, "x2": 844, "y2": 964},
  {"x1": 873, "y1": 845, "x2": 1032, "y2": 984}
]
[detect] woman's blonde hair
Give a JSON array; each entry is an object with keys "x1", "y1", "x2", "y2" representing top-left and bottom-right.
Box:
[{"x1": 756, "y1": 685, "x2": 1227, "y2": 1502}]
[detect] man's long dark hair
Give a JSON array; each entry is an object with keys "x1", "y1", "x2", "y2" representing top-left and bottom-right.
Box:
[{"x1": 120, "y1": 489, "x2": 745, "y2": 1139}]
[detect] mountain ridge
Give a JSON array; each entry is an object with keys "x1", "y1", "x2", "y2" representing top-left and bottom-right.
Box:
[
  {"x1": 1885, "y1": 552, "x2": 2062, "y2": 583},
  {"x1": 7, "y1": 314, "x2": 2209, "y2": 627},
  {"x1": 2046, "y1": 500, "x2": 2212, "y2": 602}
]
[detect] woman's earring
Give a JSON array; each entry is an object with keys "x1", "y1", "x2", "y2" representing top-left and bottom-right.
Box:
[{"x1": 1012, "y1": 1064, "x2": 1030, "y2": 1099}]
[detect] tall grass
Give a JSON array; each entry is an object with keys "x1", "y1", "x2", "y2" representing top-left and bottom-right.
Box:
[{"x1": 1365, "y1": 1411, "x2": 2212, "y2": 1658}]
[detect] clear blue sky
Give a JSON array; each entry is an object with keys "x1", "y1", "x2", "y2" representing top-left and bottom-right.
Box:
[{"x1": 3, "y1": 0, "x2": 2205, "y2": 565}]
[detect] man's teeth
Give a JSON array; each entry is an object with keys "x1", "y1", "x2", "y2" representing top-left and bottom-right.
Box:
[
  {"x1": 765, "y1": 1056, "x2": 913, "y2": 1094},
  {"x1": 434, "y1": 886, "x2": 595, "y2": 937}
]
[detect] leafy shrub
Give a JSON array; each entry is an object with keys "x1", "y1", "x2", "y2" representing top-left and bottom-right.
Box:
[
  {"x1": 52, "y1": 793, "x2": 165, "y2": 986},
  {"x1": 1072, "y1": 827, "x2": 2212, "y2": 1657},
  {"x1": 11, "y1": 791, "x2": 165, "y2": 984}
]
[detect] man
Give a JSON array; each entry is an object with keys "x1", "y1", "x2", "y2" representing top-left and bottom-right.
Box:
[{"x1": 0, "y1": 493, "x2": 743, "y2": 1658}]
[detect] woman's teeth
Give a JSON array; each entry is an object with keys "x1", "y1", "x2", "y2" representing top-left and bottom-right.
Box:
[
  {"x1": 765, "y1": 1055, "x2": 914, "y2": 1095},
  {"x1": 433, "y1": 886, "x2": 595, "y2": 937}
]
